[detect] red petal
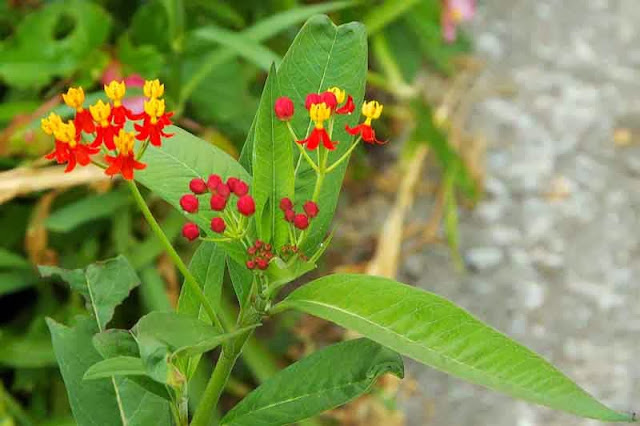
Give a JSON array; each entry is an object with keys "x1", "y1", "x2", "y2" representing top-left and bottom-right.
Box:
[{"x1": 345, "y1": 124, "x2": 363, "y2": 136}]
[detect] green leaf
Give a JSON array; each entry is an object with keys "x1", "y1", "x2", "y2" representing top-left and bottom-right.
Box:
[
  {"x1": 133, "y1": 311, "x2": 254, "y2": 357},
  {"x1": 0, "y1": 331, "x2": 56, "y2": 368},
  {"x1": 0, "y1": 248, "x2": 30, "y2": 269},
  {"x1": 134, "y1": 126, "x2": 250, "y2": 263},
  {"x1": 38, "y1": 265, "x2": 87, "y2": 297},
  {"x1": 84, "y1": 256, "x2": 140, "y2": 331},
  {"x1": 190, "y1": 26, "x2": 281, "y2": 71},
  {"x1": 277, "y1": 274, "x2": 633, "y2": 422},
  {"x1": 220, "y1": 338, "x2": 403, "y2": 426},
  {"x1": 363, "y1": 0, "x2": 421, "y2": 35},
  {"x1": 0, "y1": 0, "x2": 111, "y2": 89},
  {"x1": 227, "y1": 257, "x2": 253, "y2": 307},
  {"x1": 84, "y1": 356, "x2": 147, "y2": 380},
  {"x1": 45, "y1": 190, "x2": 131, "y2": 233},
  {"x1": 277, "y1": 15, "x2": 368, "y2": 254},
  {"x1": 251, "y1": 65, "x2": 294, "y2": 248},
  {"x1": 0, "y1": 271, "x2": 37, "y2": 296}
]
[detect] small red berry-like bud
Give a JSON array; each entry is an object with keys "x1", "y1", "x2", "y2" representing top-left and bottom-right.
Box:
[
  {"x1": 274, "y1": 96, "x2": 294, "y2": 121},
  {"x1": 256, "y1": 258, "x2": 268, "y2": 270},
  {"x1": 227, "y1": 177, "x2": 239, "y2": 192},
  {"x1": 293, "y1": 214, "x2": 309, "y2": 230},
  {"x1": 279, "y1": 197, "x2": 293, "y2": 212},
  {"x1": 233, "y1": 180, "x2": 249, "y2": 196},
  {"x1": 182, "y1": 222, "x2": 200, "y2": 241},
  {"x1": 189, "y1": 178, "x2": 207, "y2": 194},
  {"x1": 216, "y1": 183, "x2": 231, "y2": 199},
  {"x1": 264, "y1": 243, "x2": 272, "y2": 252},
  {"x1": 320, "y1": 91, "x2": 337, "y2": 110},
  {"x1": 254, "y1": 240, "x2": 263, "y2": 248},
  {"x1": 210, "y1": 217, "x2": 226, "y2": 234},
  {"x1": 284, "y1": 209, "x2": 295, "y2": 222},
  {"x1": 237, "y1": 195, "x2": 255, "y2": 216},
  {"x1": 247, "y1": 246, "x2": 256, "y2": 255},
  {"x1": 303, "y1": 201, "x2": 319, "y2": 218},
  {"x1": 305, "y1": 93, "x2": 321, "y2": 110},
  {"x1": 180, "y1": 194, "x2": 199, "y2": 213},
  {"x1": 210, "y1": 194, "x2": 227, "y2": 211},
  {"x1": 207, "y1": 174, "x2": 222, "y2": 190},
  {"x1": 264, "y1": 251, "x2": 273, "y2": 260},
  {"x1": 246, "y1": 260, "x2": 255, "y2": 270}
]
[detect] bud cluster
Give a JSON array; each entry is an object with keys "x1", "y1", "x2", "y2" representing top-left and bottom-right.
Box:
[
  {"x1": 279, "y1": 198, "x2": 319, "y2": 231},
  {"x1": 245, "y1": 240, "x2": 274, "y2": 270}
]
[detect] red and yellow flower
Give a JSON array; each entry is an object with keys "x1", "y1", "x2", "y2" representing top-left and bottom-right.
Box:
[
  {"x1": 298, "y1": 99, "x2": 337, "y2": 150},
  {"x1": 43, "y1": 115, "x2": 99, "y2": 172},
  {"x1": 105, "y1": 129, "x2": 146, "y2": 180},
  {"x1": 345, "y1": 100, "x2": 385, "y2": 145},
  {"x1": 62, "y1": 87, "x2": 95, "y2": 134},
  {"x1": 89, "y1": 100, "x2": 121, "y2": 150},
  {"x1": 327, "y1": 87, "x2": 355, "y2": 115},
  {"x1": 104, "y1": 81, "x2": 138, "y2": 125},
  {"x1": 135, "y1": 98, "x2": 174, "y2": 147},
  {"x1": 143, "y1": 79, "x2": 165, "y2": 99}
]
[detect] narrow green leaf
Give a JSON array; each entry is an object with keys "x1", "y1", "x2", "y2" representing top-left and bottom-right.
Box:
[
  {"x1": 84, "y1": 256, "x2": 140, "y2": 331},
  {"x1": 278, "y1": 274, "x2": 633, "y2": 422},
  {"x1": 84, "y1": 356, "x2": 147, "y2": 380},
  {"x1": 133, "y1": 311, "x2": 254, "y2": 357},
  {"x1": 134, "y1": 126, "x2": 250, "y2": 263},
  {"x1": 220, "y1": 338, "x2": 403, "y2": 426},
  {"x1": 0, "y1": 331, "x2": 56, "y2": 368},
  {"x1": 45, "y1": 190, "x2": 130, "y2": 233},
  {"x1": 0, "y1": 271, "x2": 37, "y2": 296},
  {"x1": 190, "y1": 26, "x2": 281, "y2": 71},
  {"x1": 252, "y1": 64, "x2": 294, "y2": 248},
  {"x1": 277, "y1": 15, "x2": 368, "y2": 254},
  {"x1": 0, "y1": 248, "x2": 30, "y2": 269},
  {"x1": 363, "y1": 0, "x2": 421, "y2": 35},
  {"x1": 227, "y1": 257, "x2": 253, "y2": 307}
]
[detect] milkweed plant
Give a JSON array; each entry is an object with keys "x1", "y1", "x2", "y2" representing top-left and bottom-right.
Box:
[{"x1": 39, "y1": 16, "x2": 635, "y2": 426}]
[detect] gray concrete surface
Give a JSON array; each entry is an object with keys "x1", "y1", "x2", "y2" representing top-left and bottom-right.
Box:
[{"x1": 396, "y1": 1, "x2": 640, "y2": 425}]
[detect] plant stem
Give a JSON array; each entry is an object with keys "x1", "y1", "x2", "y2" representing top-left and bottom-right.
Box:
[
  {"x1": 325, "y1": 137, "x2": 362, "y2": 173},
  {"x1": 311, "y1": 171, "x2": 325, "y2": 202},
  {"x1": 126, "y1": 180, "x2": 225, "y2": 332},
  {"x1": 190, "y1": 330, "x2": 254, "y2": 426}
]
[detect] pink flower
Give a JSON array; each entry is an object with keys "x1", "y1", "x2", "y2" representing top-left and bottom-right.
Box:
[{"x1": 441, "y1": 0, "x2": 475, "y2": 43}]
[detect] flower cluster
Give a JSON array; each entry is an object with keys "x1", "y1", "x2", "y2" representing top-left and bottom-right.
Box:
[
  {"x1": 42, "y1": 80, "x2": 174, "y2": 180},
  {"x1": 279, "y1": 197, "x2": 318, "y2": 231},
  {"x1": 180, "y1": 175, "x2": 255, "y2": 241},
  {"x1": 246, "y1": 240, "x2": 274, "y2": 270}
]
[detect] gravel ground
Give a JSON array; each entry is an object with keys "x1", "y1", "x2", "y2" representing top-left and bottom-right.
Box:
[{"x1": 341, "y1": 1, "x2": 640, "y2": 425}]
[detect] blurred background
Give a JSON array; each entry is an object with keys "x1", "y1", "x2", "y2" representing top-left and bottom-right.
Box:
[{"x1": 1, "y1": 1, "x2": 638, "y2": 425}]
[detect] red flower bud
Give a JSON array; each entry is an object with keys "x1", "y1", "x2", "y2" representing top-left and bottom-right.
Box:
[
  {"x1": 233, "y1": 180, "x2": 249, "y2": 196},
  {"x1": 246, "y1": 260, "x2": 255, "y2": 270},
  {"x1": 237, "y1": 195, "x2": 255, "y2": 216},
  {"x1": 254, "y1": 240, "x2": 263, "y2": 249},
  {"x1": 256, "y1": 258, "x2": 268, "y2": 270},
  {"x1": 182, "y1": 222, "x2": 200, "y2": 241},
  {"x1": 279, "y1": 197, "x2": 293, "y2": 212},
  {"x1": 210, "y1": 217, "x2": 226, "y2": 234},
  {"x1": 284, "y1": 209, "x2": 295, "y2": 222},
  {"x1": 248, "y1": 246, "x2": 257, "y2": 255},
  {"x1": 303, "y1": 201, "x2": 319, "y2": 218},
  {"x1": 227, "y1": 177, "x2": 239, "y2": 192},
  {"x1": 293, "y1": 214, "x2": 309, "y2": 230},
  {"x1": 264, "y1": 243, "x2": 272, "y2": 252},
  {"x1": 189, "y1": 178, "x2": 207, "y2": 194},
  {"x1": 180, "y1": 194, "x2": 199, "y2": 213},
  {"x1": 216, "y1": 183, "x2": 231, "y2": 199},
  {"x1": 320, "y1": 91, "x2": 337, "y2": 110},
  {"x1": 207, "y1": 174, "x2": 222, "y2": 190},
  {"x1": 274, "y1": 96, "x2": 294, "y2": 120},
  {"x1": 210, "y1": 194, "x2": 227, "y2": 211}
]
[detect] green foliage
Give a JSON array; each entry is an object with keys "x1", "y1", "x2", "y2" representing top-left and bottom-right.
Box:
[
  {"x1": 277, "y1": 274, "x2": 633, "y2": 422},
  {"x1": 45, "y1": 190, "x2": 131, "y2": 233},
  {"x1": 221, "y1": 338, "x2": 404, "y2": 425}
]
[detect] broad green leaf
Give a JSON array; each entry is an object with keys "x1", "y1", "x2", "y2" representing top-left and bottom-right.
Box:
[
  {"x1": 45, "y1": 190, "x2": 131, "y2": 233},
  {"x1": 277, "y1": 274, "x2": 633, "y2": 422},
  {"x1": 47, "y1": 317, "x2": 124, "y2": 426},
  {"x1": 84, "y1": 356, "x2": 147, "y2": 380},
  {"x1": 84, "y1": 256, "x2": 140, "y2": 331},
  {"x1": 227, "y1": 257, "x2": 253, "y2": 307},
  {"x1": 134, "y1": 126, "x2": 250, "y2": 263},
  {"x1": 38, "y1": 266, "x2": 87, "y2": 297},
  {"x1": 190, "y1": 26, "x2": 280, "y2": 71},
  {"x1": 252, "y1": 65, "x2": 295, "y2": 247},
  {"x1": 0, "y1": 248, "x2": 30, "y2": 269},
  {"x1": 277, "y1": 15, "x2": 368, "y2": 255},
  {"x1": 220, "y1": 338, "x2": 403, "y2": 426},
  {"x1": 0, "y1": 0, "x2": 111, "y2": 89},
  {"x1": 132, "y1": 311, "x2": 254, "y2": 357},
  {"x1": 180, "y1": 2, "x2": 353, "y2": 103}
]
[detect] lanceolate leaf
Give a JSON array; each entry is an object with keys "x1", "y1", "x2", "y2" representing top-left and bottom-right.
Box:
[
  {"x1": 227, "y1": 257, "x2": 254, "y2": 308},
  {"x1": 252, "y1": 65, "x2": 294, "y2": 248},
  {"x1": 84, "y1": 356, "x2": 147, "y2": 380},
  {"x1": 277, "y1": 274, "x2": 633, "y2": 422},
  {"x1": 134, "y1": 126, "x2": 250, "y2": 263},
  {"x1": 220, "y1": 338, "x2": 403, "y2": 426}
]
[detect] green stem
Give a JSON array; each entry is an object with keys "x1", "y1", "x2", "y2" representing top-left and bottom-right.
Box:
[
  {"x1": 311, "y1": 172, "x2": 325, "y2": 202},
  {"x1": 127, "y1": 180, "x2": 225, "y2": 332},
  {"x1": 190, "y1": 330, "x2": 254, "y2": 426},
  {"x1": 325, "y1": 137, "x2": 362, "y2": 173}
]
